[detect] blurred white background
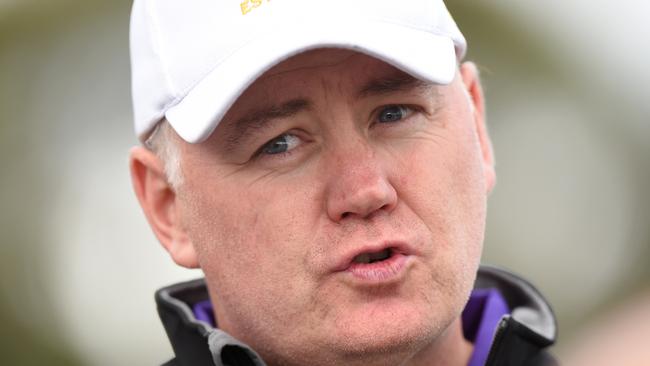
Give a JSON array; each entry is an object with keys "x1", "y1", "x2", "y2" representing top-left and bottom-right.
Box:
[{"x1": 1, "y1": 1, "x2": 648, "y2": 365}]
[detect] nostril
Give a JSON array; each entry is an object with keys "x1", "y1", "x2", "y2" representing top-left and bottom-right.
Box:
[{"x1": 341, "y1": 212, "x2": 351, "y2": 219}]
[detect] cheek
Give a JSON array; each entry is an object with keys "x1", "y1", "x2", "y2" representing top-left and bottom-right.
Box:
[
  {"x1": 394, "y1": 123, "x2": 486, "y2": 262},
  {"x1": 394, "y1": 137, "x2": 485, "y2": 314},
  {"x1": 180, "y1": 175, "x2": 321, "y2": 301},
  {"x1": 178, "y1": 182, "x2": 300, "y2": 332}
]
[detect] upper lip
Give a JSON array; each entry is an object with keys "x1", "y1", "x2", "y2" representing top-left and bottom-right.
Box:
[{"x1": 331, "y1": 240, "x2": 415, "y2": 272}]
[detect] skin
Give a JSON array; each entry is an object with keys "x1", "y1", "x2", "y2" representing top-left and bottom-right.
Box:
[{"x1": 130, "y1": 49, "x2": 495, "y2": 366}]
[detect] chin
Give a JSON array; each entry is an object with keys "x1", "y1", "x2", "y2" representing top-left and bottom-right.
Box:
[{"x1": 326, "y1": 301, "x2": 449, "y2": 362}]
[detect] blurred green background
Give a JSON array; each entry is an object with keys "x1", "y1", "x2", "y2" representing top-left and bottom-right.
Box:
[{"x1": 1, "y1": 1, "x2": 648, "y2": 365}]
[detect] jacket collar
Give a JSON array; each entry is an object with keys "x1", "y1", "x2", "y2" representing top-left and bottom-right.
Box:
[
  {"x1": 155, "y1": 265, "x2": 557, "y2": 366},
  {"x1": 474, "y1": 266, "x2": 557, "y2": 366}
]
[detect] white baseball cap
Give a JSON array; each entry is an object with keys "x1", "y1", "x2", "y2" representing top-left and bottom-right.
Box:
[{"x1": 130, "y1": 0, "x2": 466, "y2": 143}]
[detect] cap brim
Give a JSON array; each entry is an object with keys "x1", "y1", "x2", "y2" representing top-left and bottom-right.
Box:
[{"x1": 165, "y1": 20, "x2": 458, "y2": 143}]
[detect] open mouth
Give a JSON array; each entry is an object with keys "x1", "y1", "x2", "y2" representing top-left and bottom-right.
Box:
[
  {"x1": 352, "y1": 248, "x2": 393, "y2": 264},
  {"x1": 344, "y1": 246, "x2": 409, "y2": 282}
]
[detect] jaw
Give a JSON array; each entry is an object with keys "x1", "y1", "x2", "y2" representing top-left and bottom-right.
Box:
[
  {"x1": 267, "y1": 310, "x2": 470, "y2": 366},
  {"x1": 279, "y1": 278, "x2": 464, "y2": 365}
]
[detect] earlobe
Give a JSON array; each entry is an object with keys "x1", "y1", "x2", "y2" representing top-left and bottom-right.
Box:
[
  {"x1": 460, "y1": 62, "x2": 496, "y2": 194},
  {"x1": 129, "y1": 146, "x2": 200, "y2": 268}
]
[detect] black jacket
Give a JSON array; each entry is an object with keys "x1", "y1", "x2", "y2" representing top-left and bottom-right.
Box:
[{"x1": 156, "y1": 266, "x2": 558, "y2": 366}]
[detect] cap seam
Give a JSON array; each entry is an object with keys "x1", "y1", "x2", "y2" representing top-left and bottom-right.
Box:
[{"x1": 366, "y1": 15, "x2": 452, "y2": 38}]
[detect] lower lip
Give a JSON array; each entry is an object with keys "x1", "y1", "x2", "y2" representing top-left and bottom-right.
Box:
[{"x1": 346, "y1": 253, "x2": 410, "y2": 283}]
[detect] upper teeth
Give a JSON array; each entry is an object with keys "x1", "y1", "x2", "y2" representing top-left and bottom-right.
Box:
[{"x1": 353, "y1": 249, "x2": 391, "y2": 264}]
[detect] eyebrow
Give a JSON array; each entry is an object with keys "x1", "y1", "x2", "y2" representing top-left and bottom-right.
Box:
[
  {"x1": 356, "y1": 73, "x2": 435, "y2": 99},
  {"x1": 222, "y1": 98, "x2": 310, "y2": 153},
  {"x1": 220, "y1": 74, "x2": 435, "y2": 153}
]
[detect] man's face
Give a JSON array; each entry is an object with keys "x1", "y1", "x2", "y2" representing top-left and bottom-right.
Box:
[{"x1": 174, "y1": 49, "x2": 491, "y2": 365}]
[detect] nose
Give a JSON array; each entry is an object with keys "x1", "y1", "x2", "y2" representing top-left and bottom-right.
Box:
[{"x1": 325, "y1": 145, "x2": 398, "y2": 222}]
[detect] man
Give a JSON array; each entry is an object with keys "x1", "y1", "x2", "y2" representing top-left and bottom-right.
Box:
[{"x1": 128, "y1": 0, "x2": 557, "y2": 365}]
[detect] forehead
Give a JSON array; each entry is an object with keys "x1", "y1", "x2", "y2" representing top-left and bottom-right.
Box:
[
  {"x1": 264, "y1": 48, "x2": 361, "y2": 75},
  {"x1": 253, "y1": 48, "x2": 410, "y2": 92},
  {"x1": 218, "y1": 48, "x2": 436, "y2": 121}
]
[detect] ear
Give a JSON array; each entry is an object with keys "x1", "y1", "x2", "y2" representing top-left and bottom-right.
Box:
[
  {"x1": 129, "y1": 146, "x2": 199, "y2": 268},
  {"x1": 460, "y1": 62, "x2": 496, "y2": 193}
]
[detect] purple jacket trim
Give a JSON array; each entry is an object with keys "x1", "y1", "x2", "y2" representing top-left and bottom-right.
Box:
[{"x1": 462, "y1": 288, "x2": 510, "y2": 366}]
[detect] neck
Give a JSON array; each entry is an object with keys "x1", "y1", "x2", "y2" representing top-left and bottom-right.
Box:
[
  {"x1": 404, "y1": 318, "x2": 473, "y2": 366},
  {"x1": 265, "y1": 318, "x2": 473, "y2": 366}
]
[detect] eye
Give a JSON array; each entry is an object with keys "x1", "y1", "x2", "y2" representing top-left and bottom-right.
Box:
[
  {"x1": 259, "y1": 133, "x2": 301, "y2": 156},
  {"x1": 377, "y1": 105, "x2": 411, "y2": 123}
]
